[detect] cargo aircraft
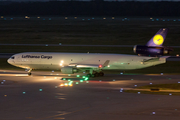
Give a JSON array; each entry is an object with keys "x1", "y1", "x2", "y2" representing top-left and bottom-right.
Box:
[{"x1": 7, "y1": 28, "x2": 172, "y2": 77}]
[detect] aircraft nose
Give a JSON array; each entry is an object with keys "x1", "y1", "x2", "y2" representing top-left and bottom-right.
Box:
[{"x1": 7, "y1": 58, "x2": 12, "y2": 64}]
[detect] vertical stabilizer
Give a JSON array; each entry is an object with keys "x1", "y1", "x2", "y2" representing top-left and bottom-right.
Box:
[{"x1": 146, "y1": 28, "x2": 168, "y2": 47}]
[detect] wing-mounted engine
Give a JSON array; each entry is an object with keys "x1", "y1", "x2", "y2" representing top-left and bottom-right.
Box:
[
  {"x1": 133, "y1": 45, "x2": 173, "y2": 57},
  {"x1": 61, "y1": 66, "x2": 78, "y2": 74}
]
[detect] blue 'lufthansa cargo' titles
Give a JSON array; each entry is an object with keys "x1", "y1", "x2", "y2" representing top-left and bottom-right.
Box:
[{"x1": 22, "y1": 55, "x2": 52, "y2": 59}]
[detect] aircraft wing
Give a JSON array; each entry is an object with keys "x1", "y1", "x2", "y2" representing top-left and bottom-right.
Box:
[
  {"x1": 68, "y1": 60, "x2": 110, "y2": 69},
  {"x1": 141, "y1": 56, "x2": 170, "y2": 64}
]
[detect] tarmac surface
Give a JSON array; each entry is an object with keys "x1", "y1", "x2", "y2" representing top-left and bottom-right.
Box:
[{"x1": 0, "y1": 70, "x2": 180, "y2": 120}]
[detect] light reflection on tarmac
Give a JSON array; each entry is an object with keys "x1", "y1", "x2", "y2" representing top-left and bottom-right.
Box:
[{"x1": 0, "y1": 70, "x2": 180, "y2": 120}]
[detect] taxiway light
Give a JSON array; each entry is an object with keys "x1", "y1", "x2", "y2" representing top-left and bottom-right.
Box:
[
  {"x1": 161, "y1": 73, "x2": 163, "y2": 75},
  {"x1": 49, "y1": 18, "x2": 51, "y2": 20},
  {"x1": 120, "y1": 72, "x2": 123, "y2": 74},
  {"x1": 84, "y1": 77, "x2": 88, "y2": 81},
  {"x1": 64, "y1": 83, "x2": 68, "y2": 86},
  {"x1": 1, "y1": 16, "x2": 3, "y2": 18},
  {"x1": 176, "y1": 54, "x2": 179, "y2": 56},
  {"x1": 69, "y1": 84, "x2": 73, "y2": 87},
  {"x1": 150, "y1": 83, "x2": 152, "y2": 85},
  {"x1": 44, "y1": 76, "x2": 46, "y2": 78},
  {"x1": 113, "y1": 79, "x2": 115, "y2": 81},
  {"x1": 169, "y1": 78, "x2": 171, "y2": 80},
  {"x1": 55, "y1": 86, "x2": 58, "y2": 88},
  {"x1": 80, "y1": 80, "x2": 83, "y2": 82},
  {"x1": 65, "y1": 17, "x2": 68, "y2": 19},
  {"x1": 169, "y1": 93, "x2": 172, "y2": 95},
  {"x1": 77, "y1": 75, "x2": 80, "y2": 77},
  {"x1": 99, "y1": 80, "x2": 101, "y2": 82},
  {"x1": 68, "y1": 74, "x2": 71, "y2": 76},
  {"x1": 23, "y1": 92, "x2": 26, "y2": 94},
  {"x1": 152, "y1": 112, "x2": 155, "y2": 115},
  {"x1": 178, "y1": 82, "x2": 180, "y2": 83},
  {"x1": 82, "y1": 76, "x2": 86, "y2": 78},
  {"x1": 63, "y1": 78, "x2": 66, "y2": 80},
  {"x1": 1, "y1": 82, "x2": 4, "y2": 84},
  {"x1": 39, "y1": 89, "x2": 42, "y2": 92},
  {"x1": 52, "y1": 71, "x2": 54, "y2": 72},
  {"x1": 3, "y1": 80, "x2": 6, "y2": 82},
  {"x1": 112, "y1": 17, "x2": 115, "y2": 19},
  {"x1": 131, "y1": 79, "x2": 133, "y2": 80},
  {"x1": 138, "y1": 92, "x2": 140, "y2": 94},
  {"x1": 76, "y1": 82, "x2": 79, "y2": 84},
  {"x1": 86, "y1": 81, "x2": 89, "y2": 83},
  {"x1": 120, "y1": 88, "x2": 123, "y2": 92},
  {"x1": 60, "y1": 83, "x2": 64, "y2": 86},
  {"x1": 134, "y1": 85, "x2": 137, "y2": 87},
  {"x1": 37, "y1": 16, "x2": 40, "y2": 18},
  {"x1": 4, "y1": 95, "x2": 7, "y2": 97}
]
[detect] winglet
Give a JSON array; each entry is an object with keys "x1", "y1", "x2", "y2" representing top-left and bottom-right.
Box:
[
  {"x1": 146, "y1": 28, "x2": 168, "y2": 47},
  {"x1": 102, "y1": 60, "x2": 110, "y2": 68}
]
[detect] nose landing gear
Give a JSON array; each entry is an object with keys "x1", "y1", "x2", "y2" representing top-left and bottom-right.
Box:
[{"x1": 26, "y1": 69, "x2": 32, "y2": 76}]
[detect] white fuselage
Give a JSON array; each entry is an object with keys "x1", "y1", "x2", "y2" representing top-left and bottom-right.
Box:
[{"x1": 7, "y1": 52, "x2": 166, "y2": 71}]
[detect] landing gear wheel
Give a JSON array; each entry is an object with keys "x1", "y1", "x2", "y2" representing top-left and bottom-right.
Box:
[
  {"x1": 87, "y1": 74, "x2": 94, "y2": 77},
  {"x1": 99, "y1": 72, "x2": 104, "y2": 76},
  {"x1": 94, "y1": 72, "x2": 99, "y2": 77},
  {"x1": 28, "y1": 72, "x2": 32, "y2": 76}
]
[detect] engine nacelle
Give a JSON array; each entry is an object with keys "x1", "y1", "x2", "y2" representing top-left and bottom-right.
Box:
[
  {"x1": 133, "y1": 45, "x2": 173, "y2": 56},
  {"x1": 61, "y1": 66, "x2": 78, "y2": 74}
]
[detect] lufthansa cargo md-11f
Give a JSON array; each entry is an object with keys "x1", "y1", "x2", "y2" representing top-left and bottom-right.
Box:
[{"x1": 7, "y1": 28, "x2": 173, "y2": 77}]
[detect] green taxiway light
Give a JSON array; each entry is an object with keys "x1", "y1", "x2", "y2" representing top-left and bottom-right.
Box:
[
  {"x1": 84, "y1": 77, "x2": 89, "y2": 81},
  {"x1": 82, "y1": 76, "x2": 86, "y2": 78},
  {"x1": 63, "y1": 78, "x2": 66, "y2": 80},
  {"x1": 39, "y1": 89, "x2": 42, "y2": 92},
  {"x1": 68, "y1": 74, "x2": 71, "y2": 76},
  {"x1": 76, "y1": 82, "x2": 79, "y2": 84},
  {"x1": 86, "y1": 81, "x2": 89, "y2": 83},
  {"x1": 23, "y1": 92, "x2": 26, "y2": 94},
  {"x1": 76, "y1": 75, "x2": 80, "y2": 77},
  {"x1": 80, "y1": 80, "x2": 83, "y2": 82},
  {"x1": 69, "y1": 81, "x2": 73, "y2": 85},
  {"x1": 68, "y1": 79, "x2": 71, "y2": 81}
]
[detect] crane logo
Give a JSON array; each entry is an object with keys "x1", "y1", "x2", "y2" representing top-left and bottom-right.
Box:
[{"x1": 153, "y1": 34, "x2": 164, "y2": 45}]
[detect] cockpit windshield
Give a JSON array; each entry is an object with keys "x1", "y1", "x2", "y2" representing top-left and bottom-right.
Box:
[{"x1": 11, "y1": 56, "x2": 15, "y2": 59}]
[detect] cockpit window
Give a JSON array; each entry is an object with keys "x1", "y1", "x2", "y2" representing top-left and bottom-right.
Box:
[{"x1": 11, "y1": 56, "x2": 15, "y2": 59}]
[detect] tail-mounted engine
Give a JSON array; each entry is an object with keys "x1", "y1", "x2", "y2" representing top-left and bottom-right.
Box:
[{"x1": 133, "y1": 45, "x2": 173, "y2": 57}]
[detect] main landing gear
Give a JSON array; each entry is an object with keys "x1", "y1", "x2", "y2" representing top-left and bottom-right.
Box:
[{"x1": 87, "y1": 71, "x2": 104, "y2": 77}]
